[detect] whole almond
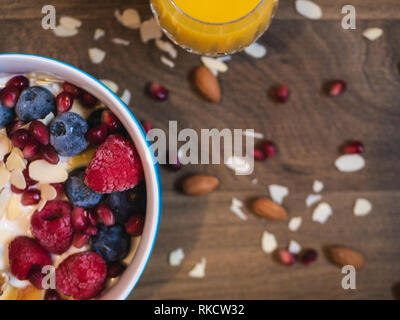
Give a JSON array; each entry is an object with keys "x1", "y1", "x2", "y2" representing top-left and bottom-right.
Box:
[
  {"x1": 251, "y1": 198, "x2": 288, "y2": 221},
  {"x1": 193, "y1": 66, "x2": 221, "y2": 103},
  {"x1": 330, "y1": 247, "x2": 365, "y2": 270},
  {"x1": 182, "y1": 174, "x2": 219, "y2": 196}
]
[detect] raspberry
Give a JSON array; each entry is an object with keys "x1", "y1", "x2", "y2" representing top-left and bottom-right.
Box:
[
  {"x1": 56, "y1": 252, "x2": 107, "y2": 300},
  {"x1": 30, "y1": 201, "x2": 73, "y2": 254},
  {"x1": 8, "y1": 236, "x2": 52, "y2": 280},
  {"x1": 84, "y1": 134, "x2": 143, "y2": 193}
]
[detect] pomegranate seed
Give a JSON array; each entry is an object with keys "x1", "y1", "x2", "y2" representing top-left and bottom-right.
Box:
[
  {"x1": 62, "y1": 82, "x2": 81, "y2": 97},
  {"x1": 87, "y1": 124, "x2": 108, "y2": 146},
  {"x1": 95, "y1": 203, "x2": 115, "y2": 226},
  {"x1": 6, "y1": 75, "x2": 29, "y2": 90},
  {"x1": 85, "y1": 225, "x2": 98, "y2": 236},
  {"x1": 23, "y1": 167, "x2": 37, "y2": 186},
  {"x1": 101, "y1": 110, "x2": 121, "y2": 133},
  {"x1": 301, "y1": 249, "x2": 318, "y2": 265},
  {"x1": 126, "y1": 214, "x2": 145, "y2": 236},
  {"x1": 80, "y1": 91, "x2": 97, "y2": 108},
  {"x1": 149, "y1": 83, "x2": 169, "y2": 101},
  {"x1": 41, "y1": 144, "x2": 59, "y2": 164},
  {"x1": 11, "y1": 185, "x2": 25, "y2": 193},
  {"x1": 107, "y1": 262, "x2": 126, "y2": 278},
  {"x1": 29, "y1": 120, "x2": 50, "y2": 145},
  {"x1": 21, "y1": 189, "x2": 41, "y2": 206},
  {"x1": 253, "y1": 148, "x2": 266, "y2": 161},
  {"x1": 261, "y1": 140, "x2": 277, "y2": 158},
  {"x1": 6, "y1": 120, "x2": 26, "y2": 137},
  {"x1": 23, "y1": 138, "x2": 40, "y2": 160},
  {"x1": 328, "y1": 80, "x2": 347, "y2": 97},
  {"x1": 0, "y1": 86, "x2": 20, "y2": 108},
  {"x1": 51, "y1": 183, "x2": 64, "y2": 199},
  {"x1": 341, "y1": 140, "x2": 365, "y2": 155},
  {"x1": 28, "y1": 265, "x2": 45, "y2": 289},
  {"x1": 274, "y1": 85, "x2": 290, "y2": 103},
  {"x1": 72, "y1": 232, "x2": 89, "y2": 248},
  {"x1": 278, "y1": 249, "x2": 295, "y2": 266},
  {"x1": 86, "y1": 209, "x2": 97, "y2": 226},
  {"x1": 141, "y1": 120, "x2": 153, "y2": 133},
  {"x1": 56, "y1": 92, "x2": 74, "y2": 113},
  {"x1": 11, "y1": 129, "x2": 30, "y2": 148},
  {"x1": 44, "y1": 290, "x2": 62, "y2": 300},
  {"x1": 71, "y1": 207, "x2": 88, "y2": 231}
]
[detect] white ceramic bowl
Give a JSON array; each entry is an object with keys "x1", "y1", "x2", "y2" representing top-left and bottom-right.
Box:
[{"x1": 0, "y1": 53, "x2": 162, "y2": 300}]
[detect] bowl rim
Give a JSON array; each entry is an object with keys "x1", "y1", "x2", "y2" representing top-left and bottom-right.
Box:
[{"x1": 0, "y1": 53, "x2": 162, "y2": 300}]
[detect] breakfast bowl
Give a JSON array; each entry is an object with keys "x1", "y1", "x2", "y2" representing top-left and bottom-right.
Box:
[{"x1": 0, "y1": 53, "x2": 162, "y2": 300}]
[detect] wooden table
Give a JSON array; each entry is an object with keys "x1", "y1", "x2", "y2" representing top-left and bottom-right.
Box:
[{"x1": 1, "y1": 0, "x2": 400, "y2": 299}]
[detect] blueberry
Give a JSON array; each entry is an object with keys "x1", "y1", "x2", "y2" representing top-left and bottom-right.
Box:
[
  {"x1": 65, "y1": 167, "x2": 103, "y2": 208},
  {"x1": 50, "y1": 112, "x2": 88, "y2": 156},
  {"x1": 0, "y1": 103, "x2": 14, "y2": 129},
  {"x1": 15, "y1": 86, "x2": 55, "y2": 121},
  {"x1": 91, "y1": 224, "x2": 131, "y2": 263},
  {"x1": 87, "y1": 108, "x2": 105, "y2": 128},
  {"x1": 107, "y1": 182, "x2": 147, "y2": 224}
]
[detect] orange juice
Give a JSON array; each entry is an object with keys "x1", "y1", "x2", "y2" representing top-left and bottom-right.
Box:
[{"x1": 151, "y1": 0, "x2": 278, "y2": 55}]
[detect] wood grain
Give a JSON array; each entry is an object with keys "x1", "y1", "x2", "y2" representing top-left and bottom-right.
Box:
[{"x1": 0, "y1": 0, "x2": 400, "y2": 299}]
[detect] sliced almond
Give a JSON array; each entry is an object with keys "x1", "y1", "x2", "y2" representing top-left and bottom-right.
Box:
[
  {"x1": 261, "y1": 231, "x2": 277, "y2": 254},
  {"x1": 0, "y1": 165, "x2": 10, "y2": 190},
  {"x1": 10, "y1": 169, "x2": 26, "y2": 190},
  {"x1": 312, "y1": 202, "x2": 332, "y2": 224},
  {"x1": 115, "y1": 8, "x2": 141, "y2": 29},
  {"x1": 0, "y1": 272, "x2": 9, "y2": 296},
  {"x1": 0, "y1": 135, "x2": 12, "y2": 161},
  {"x1": 335, "y1": 154, "x2": 365, "y2": 172},
  {"x1": 6, "y1": 150, "x2": 26, "y2": 171},
  {"x1": 244, "y1": 42, "x2": 267, "y2": 58},
  {"x1": 36, "y1": 199, "x2": 47, "y2": 212},
  {"x1": 268, "y1": 184, "x2": 289, "y2": 205},
  {"x1": 88, "y1": 48, "x2": 106, "y2": 64},
  {"x1": 306, "y1": 194, "x2": 322, "y2": 207},
  {"x1": 295, "y1": 0, "x2": 323, "y2": 20},
  {"x1": 59, "y1": 16, "x2": 82, "y2": 30},
  {"x1": 111, "y1": 38, "x2": 130, "y2": 46},
  {"x1": 363, "y1": 28, "x2": 383, "y2": 41},
  {"x1": 100, "y1": 79, "x2": 119, "y2": 93},
  {"x1": 169, "y1": 248, "x2": 185, "y2": 267},
  {"x1": 288, "y1": 240, "x2": 302, "y2": 254},
  {"x1": 188, "y1": 257, "x2": 206, "y2": 278},
  {"x1": 353, "y1": 198, "x2": 372, "y2": 216},
  {"x1": 29, "y1": 160, "x2": 68, "y2": 184},
  {"x1": 0, "y1": 188, "x2": 12, "y2": 218},
  {"x1": 39, "y1": 112, "x2": 55, "y2": 126},
  {"x1": 313, "y1": 180, "x2": 324, "y2": 193},
  {"x1": 6, "y1": 196, "x2": 24, "y2": 221},
  {"x1": 120, "y1": 89, "x2": 131, "y2": 106},
  {"x1": 201, "y1": 56, "x2": 228, "y2": 73},
  {"x1": 155, "y1": 39, "x2": 178, "y2": 59},
  {"x1": 288, "y1": 216, "x2": 302, "y2": 232},
  {"x1": 225, "y1": 155, "x2": 252, "y2": 175},
  {"x1": 53, "y1": 25, "x2": 78, "y2": 37},
  {"x1": 94, "y1": 28, "x2": 105, "y2": 40},
  {"x1": 160, "y1": 56, "x2": 175, "y2": 68},
  {"x1": 40, "y1": 184, "x2": 57, "y2": 201},
  {"x1": 140, "y1": 18, "x2": 162, "y2": 43},
  {"x1": 230, "y1": 197, "x2": 248, "y2": 221}
]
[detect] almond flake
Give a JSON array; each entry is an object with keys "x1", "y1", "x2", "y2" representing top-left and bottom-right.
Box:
[
  {"x1": 288, "y1": 240, "x2": 302, "y2": 254},
  {"x1": 88, "y1": 48, "x2": 106, "y2": 64},
  {"x1": 160, "y1": 56, "x2": 175, "y2": 68},
  {"x1": 155, "y1": 39, "x2": 178, "y2": 59},
  {"x1": 40, "y1": 184, "x2": 57, "y2": 201},
  {"x1": 29, "y1": 160, "x2": 68, "y2": 184},
  {"x1": 53, "y1": 25, "x2": 78, "y2": 37},
  {"x1": 312, "y1": 202, "x2": 332, "y2": 224},
  {"x1": 115, "y1": 8, "x2": 141, "y2": 29},
  {"x1": 120, "y1": 89, "x2": 131, "y2": 106},
  {"x1": 225, "y1": 155, "x2": 253, "y2": 175},
  {"x1": 111, "y1": 38, "x2": 130, "y2": 46},
  {"x1": 59, "y1": 16, "x2": 82, "y2": 30},
  {"x1": 313, "y1": 180, "x2": 324, "y2": 193},
  {"x1": 188, "y1": 257, "x2": 206, "y2": 278},
  {"x1": 353, "y1": 198, "x2": 372, "y2": 216},
  {"x1": 36, "y1": 199, "x2": 47, "y2": 212},
  {"x1": 6, "y1": 196, "x2": 24, "y2": 221},
  {"x1": 295, "y1": 0, "x2": 323, "y2": 20},
  {"x1": 0, "y1": 166, "x2": 10, "y2": 190},
  {"x1": 218, "y1": 55, "x2": 232, "y2": 62},
  {"x1": 288, "y1": 217, "x2": 302, "y2": 232},
  {"x1": 230, "y1": 197, "x2": 248, "y2": 221},
  {"x1": 0, "y1": 188, "x2": 11, "y2": 218},
  {"x1": 251, "y1": 178, "x2": 258, "y2": 185},
  {"x1": 6, "y1": 151, "x2": 26, "y2": 171},
  {"x1": 169, "y1": 248, "x2": 185, "y2": 266},
  {"x1": 140, "y1": 18, "x2": 162, "y2": 43},
  {"x1": 0, "y1": 272, "x2": 9, "y2": 296},
  {"x1": 261, "y1": 230, "x2": 277, "y2": 254},
  {"x1": 244, "y1": 42, "x2": 267, "y2": 58},
  {"x1": 94, "y1": 28, "x2": 105, "y2": 40},
  {"x1": 101, "y1": 79, "x2": 119, "y2": 93},
  {"x1": 10, "y1": 169, "x2": 26, "y2": 190},
  {"x1": 201, "y1": 56, "x2": 228, "y2": 73},
  {"x1": 306, "y1": 194, "x2": 322, "y2": 207},
  {"x1": 335, "y1": 154, "x2": 365, "y2": 172},
  {"x1": 363, "y1": 28, "x2": 383, "y2": 41},
  {"x1": 0, "y1": 135, "x2": 12, "y2": 161},
  {"x1": 39, "y1": 112, "x2": 55, "y2": 126},
  {"x1": 269, "y1": 184, "x2": 289, "y2": 205}
]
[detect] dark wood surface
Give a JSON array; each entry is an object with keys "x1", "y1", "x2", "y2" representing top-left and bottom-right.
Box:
[{"x1": 1, "y1": 0, "x2": 400, "y2": 299}]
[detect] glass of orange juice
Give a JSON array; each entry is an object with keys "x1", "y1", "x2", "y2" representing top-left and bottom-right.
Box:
[{"x1": 150, "y1": 0, "x2": 279, "y2": 56}]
